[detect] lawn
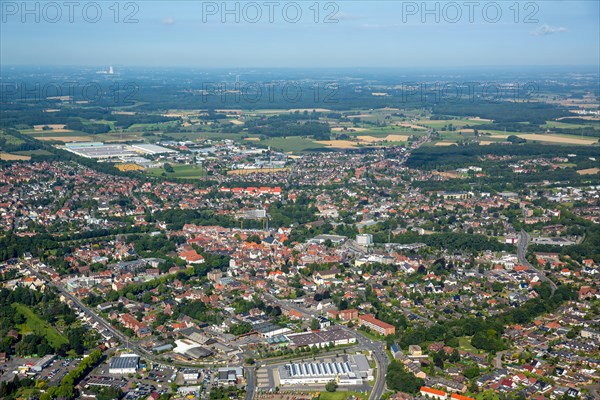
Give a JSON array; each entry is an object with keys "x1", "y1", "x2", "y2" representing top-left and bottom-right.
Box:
[
  {"x1": 12, "y1": 303, "x2": 68, "y2": 348},
  {"x1": 317, "y1": 391, "x2": 366, "y2": 400},
  {"x1": 458, "y1": 336, "x2": 481, "y2": 354}
]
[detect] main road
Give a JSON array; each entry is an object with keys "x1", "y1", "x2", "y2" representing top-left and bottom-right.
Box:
[
  {"x1": 24, "y1": 264, "x2": 176, "y2": 366},
  {"x1": 517, "y1": 230, "x2": 557, "y2": 295}
]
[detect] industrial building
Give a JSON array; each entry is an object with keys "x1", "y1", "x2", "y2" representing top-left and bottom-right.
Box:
[
  {"x1": 173, "y1": 339, "x2": 214, "y2": 359},
  {"x1": 32, "y1": 354, "x2": 57, "y2": 372},
  {"x1": 278, "y1": 354, "x2": 372, "y2": 386},
  {"x1": 217, "y1": 367, "x2": 244, "y2": 385},
  {"x1": 130, "y1": 143, "x2": 177, "y2": 155},
  {"x1": 108, "y1": 354, "x2": 140, "y2": 374},
  {"x1": 286, "y1": 326, "x2": 356, "y2": 348},
  {"x1": 63, "y1": 142, "x2": 139, "y2": 159}
]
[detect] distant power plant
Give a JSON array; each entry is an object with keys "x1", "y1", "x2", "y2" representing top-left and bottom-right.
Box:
[{"x1": 97, "y1": 65, "x2": 115, "y2": 75}]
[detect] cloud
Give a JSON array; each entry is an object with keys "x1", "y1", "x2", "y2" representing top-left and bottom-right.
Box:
[
  {"x1": 532, "y1": 24, "x2": 567, "y2": 36},
  {"x1": 162, "y1": 17, "x2": 176, "y2": 26}
]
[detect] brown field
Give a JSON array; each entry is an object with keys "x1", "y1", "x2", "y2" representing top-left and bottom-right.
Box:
[
  {"x1": 43, "y1": 109, "x2": 60, "y2": 113},
  {"x1": 468, "y1": 117, "x2": 493, "y2": 122},
  {"x1": 229, "y1": 119, "x2": 244, "y2": 125},
  {"x1": 478, "y1": 141, "x2": 495, "y2": 145},
  {"x1": 357, "y1": 134, "x2": 409, "y2": 143},
  {"x1": 433, "y1": 171, "x2": 462, "y2": 179},
  {"x1": 244, "y1": 137, "x2": 261, "y2": 141},
  {"x1": 34, "y1": 124, "x2": 64, "y2": 130},
  {"x1": 395, "y1": 123, "x2": 427, "y2": 130},
  {"x1": 227, "y1": 167, "x2": 289, "y2": 175},
  {"x1": 577, "y1": 168, "x2": 600, "y2": 175},
  {"x1": 316, "y1": 140, "x2": 358, "y2": 148},
  {"x1": 35, "y1": 136, "x2": 93, "y2": 142},
  {"x1": 0, "y1": 152, "x2": 31, "y2": 161},
  {"x1": 434, "y1": 141, "x2": 457, "y2": 146},
  {"x1": 490, "y1": 134, "x2": 597, "y2": 145},
  {"x1": 288, "y1": 108, "x2": 331, "y2": 113},
  {"x1": 116, "y1": 163, "x2": 145, "y2": 171},
  {"x1": 332, "y1": 127, "x2": 368, "y2": 132},
  {"x1": 113, "y1": 111, "x2": 136, "y2": 115}
]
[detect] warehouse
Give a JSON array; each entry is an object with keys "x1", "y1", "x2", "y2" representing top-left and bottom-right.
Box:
[
  {"x1": 173, "y1": 339, "x2": 213, "y2": 359},
  {"x1": 131, "y1": 143, "x2": 177, "y2": 155},
  {"x1": 32, "y1": 354, "x2": 57, "y2": 372},
  {"x1": 108, "y1": 354, "x2": 140, "y2": 374},
  {"x1": 286, "y1": 326, "x2": 357, "y2": 348},
  {"x1": 63, "y1": 143, "x2": 139, "y2": 159},
  {"x1": 278, "y1": 354, "x2": 372, "y2": 386}
]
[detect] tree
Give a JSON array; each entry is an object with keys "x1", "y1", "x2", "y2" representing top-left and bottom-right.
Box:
[
  {"x1": 464, "y1": 366, "x2": 480, "y2": 379},
  {"x1": 163, "y1": 163, "x2": 174, "y2": 173},
  {"x1": 310, "y1": 318, "x2": 320, "y2": 331},
  {"x1": 449, "y1": 349, "x2": 460, "y2": 363},
  {"x1": 325, "y1": 380, "x2": 337, "y2": 392},
  {"x1": 386, "y1": 361, "x2": 424, "y2": 394}
]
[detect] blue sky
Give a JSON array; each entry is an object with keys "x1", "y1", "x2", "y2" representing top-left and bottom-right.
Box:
[{"x1": 1, "y1": 0, "x2": 598, "y2": 67}]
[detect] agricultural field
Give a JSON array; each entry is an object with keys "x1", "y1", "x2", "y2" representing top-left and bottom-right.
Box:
[
  {"x1": 260, "y1": 136, "x2": 326, "y2": 153},
  {"x1": 0, "y1": 152, "x2": 31, "y2": 160},
  {"x1": 577, "y1": 168, "x2": 600, "y2": 175},
  {"x1": 413, "y1": 118, "x2": 489, "y2": 129},
  {"x1": 490, "y1": 133, "x2": 598, "y2": 145},
  {"x1": 145, "y1": 164, "x2": 207, "y2": 179},
  {"x1": 12, "y1": 303, "x2": 69, "y2": 348}
]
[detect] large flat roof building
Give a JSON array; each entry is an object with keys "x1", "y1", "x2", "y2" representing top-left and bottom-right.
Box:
[
  {"x1": 286, "y1": 326, "x2": 357, "y2": 348},
  {"x1": 278, "y1": 354, "x2": 372, "y2": 386},
  {"x1": 108, "y1": 354, "x2": 139, "y2": 374}
]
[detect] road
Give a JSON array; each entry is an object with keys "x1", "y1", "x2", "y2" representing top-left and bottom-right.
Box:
[
  {"x1": 517, "y1": 230, "x2": 557, "y2": 295},
  {"x1": 244, "y1": 366, "x2": 256, "y2": 400},
  {"x1": 264, "y1": 294, "x2": 390, "y2": 400},
  {"x1": 24, "y1": 264, "x2": 172, "y2": 366}
]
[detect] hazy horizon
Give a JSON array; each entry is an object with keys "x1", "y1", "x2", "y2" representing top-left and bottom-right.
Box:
[{"x1": 1, "y1": 1, "x2": 599, "y2": 68}]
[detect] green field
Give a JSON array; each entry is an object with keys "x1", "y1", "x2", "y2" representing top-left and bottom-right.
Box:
[
  {"x1": 13, "y1": 149, "x2": 54, "y2": 156},
  {"x1": 542, "y1": 120, "x2": 597, "y2": 129},
  {"x1": 145, "y1": 164, "x2": 207, "y2": 179},
  {"x1": 261, "y1": 136, "x2": 326, "y2": 153},
  {"x1": 317, "y1": 391, "x2": 367, "y2": 400},
  {"x1": 414, "y1": 118, "x2": 489, "y2": 129},
  {"x1": 12, "y1": 303, "x2": 68, "y2": 348},
  {"x1": 0, "y1": 131, "x2": 26, "y2": 145}
]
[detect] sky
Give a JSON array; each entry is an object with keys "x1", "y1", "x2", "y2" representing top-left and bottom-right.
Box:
[{"x1": 1, "y1": 0, "x2": 599, "y2": 68}]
